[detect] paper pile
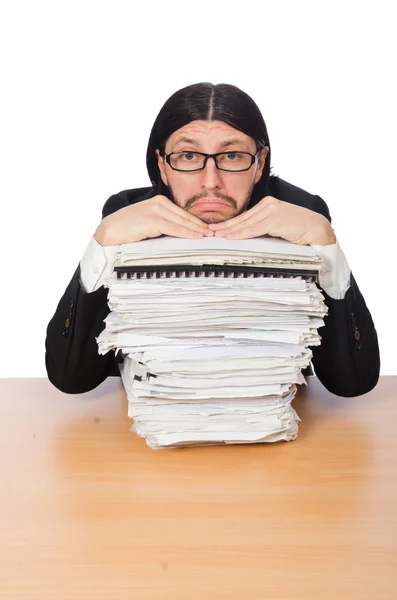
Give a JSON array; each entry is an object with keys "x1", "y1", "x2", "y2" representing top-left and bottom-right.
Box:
[{"x1": 97, "y1": 237, "x2": 328, "y2": 449}]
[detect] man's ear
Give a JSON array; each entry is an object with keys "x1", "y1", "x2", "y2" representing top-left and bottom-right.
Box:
[
  {"x1": 156, "y1": 149, "x2": 169, "y2": 187},
  {"x1": 254, "y1": 146, "x2": 269, "y2": 184}
]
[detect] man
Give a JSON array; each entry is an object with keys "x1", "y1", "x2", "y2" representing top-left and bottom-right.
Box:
[{"x1": 45, "y1": 82, "x2": 380, "y2": 396}]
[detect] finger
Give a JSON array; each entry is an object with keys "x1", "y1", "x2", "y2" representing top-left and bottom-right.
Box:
[
  {"x1": 159, "y1": 221, "x2": 205, "y2": 239},
  {"x1": 223, "y1": 220, "x2": 270, "y2": 240},
  {"x1": 209, "y1": 199, "x2": 272, "y2": 230},
  {"x1": 208, "y1": 207, "x2": 261, "y2": 231},
  {"x1": 158, "y1": 205, "x2": 214, "y2": 236},
  {"x1": 215, "y1": 210, "x2": 271, "y2": 237}
]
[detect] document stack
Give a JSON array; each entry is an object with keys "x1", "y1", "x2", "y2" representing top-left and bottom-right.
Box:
[{"x1": 97, "y1": 237, "x2": 328, "y2": 449}]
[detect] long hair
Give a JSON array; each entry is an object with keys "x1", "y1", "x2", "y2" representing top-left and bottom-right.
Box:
[{"x1": 146, "y1": 82, "x2": 274, "y2": 206}]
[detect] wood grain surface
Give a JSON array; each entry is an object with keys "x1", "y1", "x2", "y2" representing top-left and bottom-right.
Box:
[{"x1": 1, "y1": 376, "x2": 396, "y2": 599}]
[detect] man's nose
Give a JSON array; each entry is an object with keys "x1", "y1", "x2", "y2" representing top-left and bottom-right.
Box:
[{"x1": 199, "y1": 157, "x2": 223, "y2": 189}]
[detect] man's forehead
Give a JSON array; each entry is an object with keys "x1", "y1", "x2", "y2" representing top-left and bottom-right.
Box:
[{"x1": 169, "y1": 120, "x2": 249, "y2": 142}]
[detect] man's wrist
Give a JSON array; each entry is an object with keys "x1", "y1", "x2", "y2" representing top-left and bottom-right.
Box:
[{"x1": 311, "y1": 239, "x2": 352, "y2": 299}]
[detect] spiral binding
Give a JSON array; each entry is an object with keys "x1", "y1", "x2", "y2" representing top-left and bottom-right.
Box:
[{"x1": 114, "y1": 264, "x2": 318, "y2": 283}]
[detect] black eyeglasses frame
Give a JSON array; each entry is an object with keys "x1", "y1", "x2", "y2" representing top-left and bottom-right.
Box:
[{"x1": 160, "y1": 150, "x2": 260, "y2": 172}]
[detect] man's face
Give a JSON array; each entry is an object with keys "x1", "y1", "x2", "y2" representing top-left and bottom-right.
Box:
[{"x1": 156, "y1": 120, "x2": 269, "y2": 224}]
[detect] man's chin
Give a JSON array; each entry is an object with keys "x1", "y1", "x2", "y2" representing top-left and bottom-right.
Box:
[
  {"x1": 200, "y1": 213, "x2": 230, "y2": 224},
  {"x1": 188, "y1": 208, "x2": 234, "y2": 224}
]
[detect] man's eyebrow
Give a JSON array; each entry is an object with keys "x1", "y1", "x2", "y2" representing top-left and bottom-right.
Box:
[
  {"x1": 173, "y1": 136, "x2": 200, "y2": 146},
  {"x1": 218, "y1": 138, "x2": 248, "y2": 149},
  {"x1": 173, "y1": 136, "x2": 249, "y2": 149}
]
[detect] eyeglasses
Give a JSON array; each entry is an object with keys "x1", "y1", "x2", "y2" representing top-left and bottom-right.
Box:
[{"x1": 161, "y1": 150, "x2": 260, "y2": 172}]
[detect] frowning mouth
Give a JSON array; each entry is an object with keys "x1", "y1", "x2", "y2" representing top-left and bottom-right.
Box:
[{"x1": 192, "y1": 199, "x2": 231, "y2": 210}]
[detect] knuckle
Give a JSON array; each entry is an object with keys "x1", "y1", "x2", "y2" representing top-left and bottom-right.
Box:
[
  {"x1": 153, "y1": 202, "x2": 166, "y2": 216},
  {"x1": 154, "y1": 195, "x2": 166, "y2": 207},
  {"x1": 262, "y1": 195, "x2": 278, "y2": 207}
]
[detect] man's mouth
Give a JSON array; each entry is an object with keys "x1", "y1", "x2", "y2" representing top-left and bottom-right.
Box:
[{"x1": 192, "y1": 199, "x2": 231, "y2": 210}]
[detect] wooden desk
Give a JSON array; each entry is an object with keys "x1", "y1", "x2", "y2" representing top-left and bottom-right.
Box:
[{"x1": 1, "y1": 377, "x2": 396, "y2": 599}]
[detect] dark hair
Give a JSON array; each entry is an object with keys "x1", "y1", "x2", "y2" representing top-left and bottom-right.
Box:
[{"x1": 146, "y1": 82, "x2": 274, "y2": 206}]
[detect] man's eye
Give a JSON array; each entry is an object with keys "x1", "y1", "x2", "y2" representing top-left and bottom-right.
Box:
[
  {"x1": 218, "y1": 152, "x2": 243, "y2": 161},
  {"x1": 182, "y1": 152, "x2": 197, "y2": 160}
]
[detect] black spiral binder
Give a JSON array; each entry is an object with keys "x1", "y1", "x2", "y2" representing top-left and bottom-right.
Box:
[{"x1": 115, "y1": 264, "x2": 319, "y2": 283}]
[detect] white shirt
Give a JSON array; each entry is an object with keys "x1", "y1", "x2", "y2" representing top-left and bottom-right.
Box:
[{"x1": 79, "y1": 236, "x2": 352, "y2": 300}]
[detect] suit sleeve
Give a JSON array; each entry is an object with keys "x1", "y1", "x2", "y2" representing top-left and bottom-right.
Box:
[
  {"x1": 45, "y1": 193, "x2": 128, "y2": 394},
  {"x1": 310, "y1": 195, "x2": 380, "y2": 397}
]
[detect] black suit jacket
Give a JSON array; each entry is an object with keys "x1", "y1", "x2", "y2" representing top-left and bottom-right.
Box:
[{"x1": 45, "y1": 176, "x2": 380, "y2": 397}]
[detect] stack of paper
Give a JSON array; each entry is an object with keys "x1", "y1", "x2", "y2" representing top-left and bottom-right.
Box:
[{"x1": 97, "y1": 237, "x2": 327, "y2": 449}]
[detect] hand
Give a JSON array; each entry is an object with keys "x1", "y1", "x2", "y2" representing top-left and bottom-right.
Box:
[
  {"x1": 94, "y1": 195, "x2": 213, "y2": 246},
  {"x1": 208, "y1": 195, "x2": 336, "y2": 245}
]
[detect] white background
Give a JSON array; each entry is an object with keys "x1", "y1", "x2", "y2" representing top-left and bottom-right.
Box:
[{"x1": 0, "y1": 1, "x2": 396, "y2": 377}]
